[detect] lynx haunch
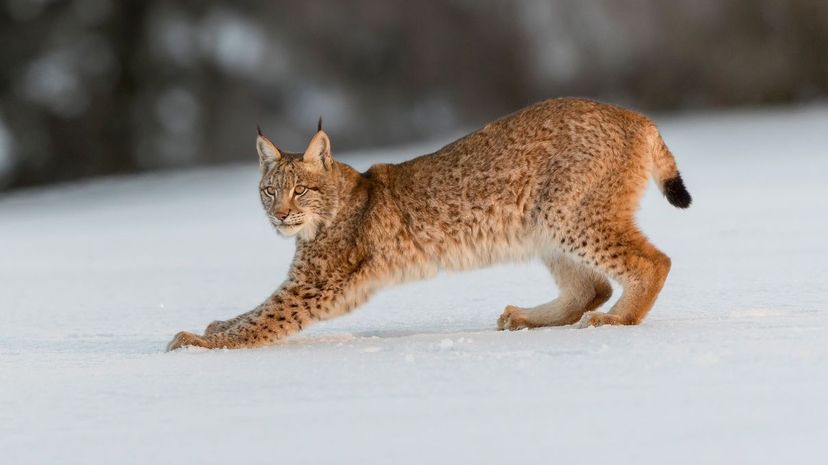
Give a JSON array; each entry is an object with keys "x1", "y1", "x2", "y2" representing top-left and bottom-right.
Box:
[{"x1": 167, "y1": 98, "x2": 691, "y2": 351}]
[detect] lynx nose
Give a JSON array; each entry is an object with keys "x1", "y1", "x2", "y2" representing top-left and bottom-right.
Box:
[{"x1": 275, "y1": 211, "x2": 290, "y2": 221}]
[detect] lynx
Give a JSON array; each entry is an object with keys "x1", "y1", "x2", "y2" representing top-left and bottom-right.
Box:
[{"x1": 167, "y1": 98, "x2": 691, "y2": 351}]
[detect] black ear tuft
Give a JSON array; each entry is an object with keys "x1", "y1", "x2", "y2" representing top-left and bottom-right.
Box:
[
  {"x1": 317, "y1": 116, "x2": 322, "y2": 132},
  {"x1": 257, "y1": 125, "x2": 263, "y2": 137}
]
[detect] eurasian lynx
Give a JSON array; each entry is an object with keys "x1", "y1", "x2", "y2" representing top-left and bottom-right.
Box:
[{"x1": 167, "y1": 98, "x2": 691, "y2": 351}]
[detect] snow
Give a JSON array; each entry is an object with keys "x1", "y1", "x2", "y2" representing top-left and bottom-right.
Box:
[{"x1": 2, "y1": 104, "x2": 828, "y2": 464}]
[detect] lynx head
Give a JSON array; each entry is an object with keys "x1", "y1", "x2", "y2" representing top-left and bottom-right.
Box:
[{"x1": 256, "y1": 122, "x2": 339, "y2": 240}]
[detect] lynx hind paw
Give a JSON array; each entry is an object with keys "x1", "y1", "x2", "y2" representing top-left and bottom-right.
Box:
[
  {"x1": 497, "y1": 305, "x2": 531, "y2": 331},
  {"x1": 166, "y1": 331, "x2": 210, "y2": 351},
  {"x1": 576, "y1": 311, "x2": 623, "y2": 328},
  {"x1": 204, "y1": 320, "x2": 232, "y2": 336}
]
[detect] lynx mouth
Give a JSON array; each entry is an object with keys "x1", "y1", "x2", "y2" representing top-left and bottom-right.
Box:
[
  {"x1": 272, "y1": 220, "x2": 302, "y2": 227},
  {"x1": 274, "y1": 222, "x2": 303, "y2": 235},
  {"x1": 268, "y1": 214, "x2": 303, "y2": 228}
]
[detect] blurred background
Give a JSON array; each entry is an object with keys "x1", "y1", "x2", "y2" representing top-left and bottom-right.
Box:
[{"x1": 1, "y1": 0, "x2": 826, "y2": 191}]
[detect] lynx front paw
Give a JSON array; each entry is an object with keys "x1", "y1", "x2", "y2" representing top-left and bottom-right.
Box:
[
  {"x1": 166, "y1": 331, "x2": 211, "y2": 351},
  {"x1": 497, "y1": 305, "x2": 532, "y2": 331},
  {"x1": 576, "y1": 311, "x2": 623, "y2": 328}
]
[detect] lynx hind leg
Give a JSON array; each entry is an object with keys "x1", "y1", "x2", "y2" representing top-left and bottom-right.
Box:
[
  {"x1": 577, "y1": 228, "x2": 671, "y2": 328},
  {"x1": 498, "y1": 255, "x2": 612, "y2": 330}
]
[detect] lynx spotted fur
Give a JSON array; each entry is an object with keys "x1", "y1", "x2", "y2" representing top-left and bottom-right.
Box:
[{"x1": 167, "y1": 98, "x2": 691, "y2": 351}]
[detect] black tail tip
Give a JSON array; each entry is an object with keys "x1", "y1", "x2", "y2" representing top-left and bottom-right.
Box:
[{"x1": 664, "y1": 175, "x2": 692, "y2": 208}]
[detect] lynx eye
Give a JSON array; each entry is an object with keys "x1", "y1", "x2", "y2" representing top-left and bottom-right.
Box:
[
  {"x1": 263, "y1": 186, "x2": 275, "y2": 196},
  {"x1": 294, "y1": 185, "x2": 308, "y2": 196}
]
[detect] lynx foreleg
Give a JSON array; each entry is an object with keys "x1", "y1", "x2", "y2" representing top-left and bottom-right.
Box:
[{"x1": 167, "y1": 268, "x2": 375, "y2": 350}]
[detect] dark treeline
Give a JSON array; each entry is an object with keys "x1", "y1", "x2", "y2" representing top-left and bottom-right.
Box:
[{"x1": 1, "y1": 0, "x2": 826, "y2": 190}]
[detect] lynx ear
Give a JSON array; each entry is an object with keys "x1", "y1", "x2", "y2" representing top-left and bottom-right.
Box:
[
  {"x1": 256, "y1": 126, "x2": 281, "y2": 171},
  {"x1": 303, "y1": 129, "x2": 332, "y2": 170}
]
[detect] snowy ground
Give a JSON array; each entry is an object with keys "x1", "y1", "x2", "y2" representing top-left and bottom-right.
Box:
[{"x1": 2, "y1": 104, "x2": 828, "y2": 464}]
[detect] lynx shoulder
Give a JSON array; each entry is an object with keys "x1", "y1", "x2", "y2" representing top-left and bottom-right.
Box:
[{"x1": 168, "y1": 98, "x2": 691, "y2": 350}]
